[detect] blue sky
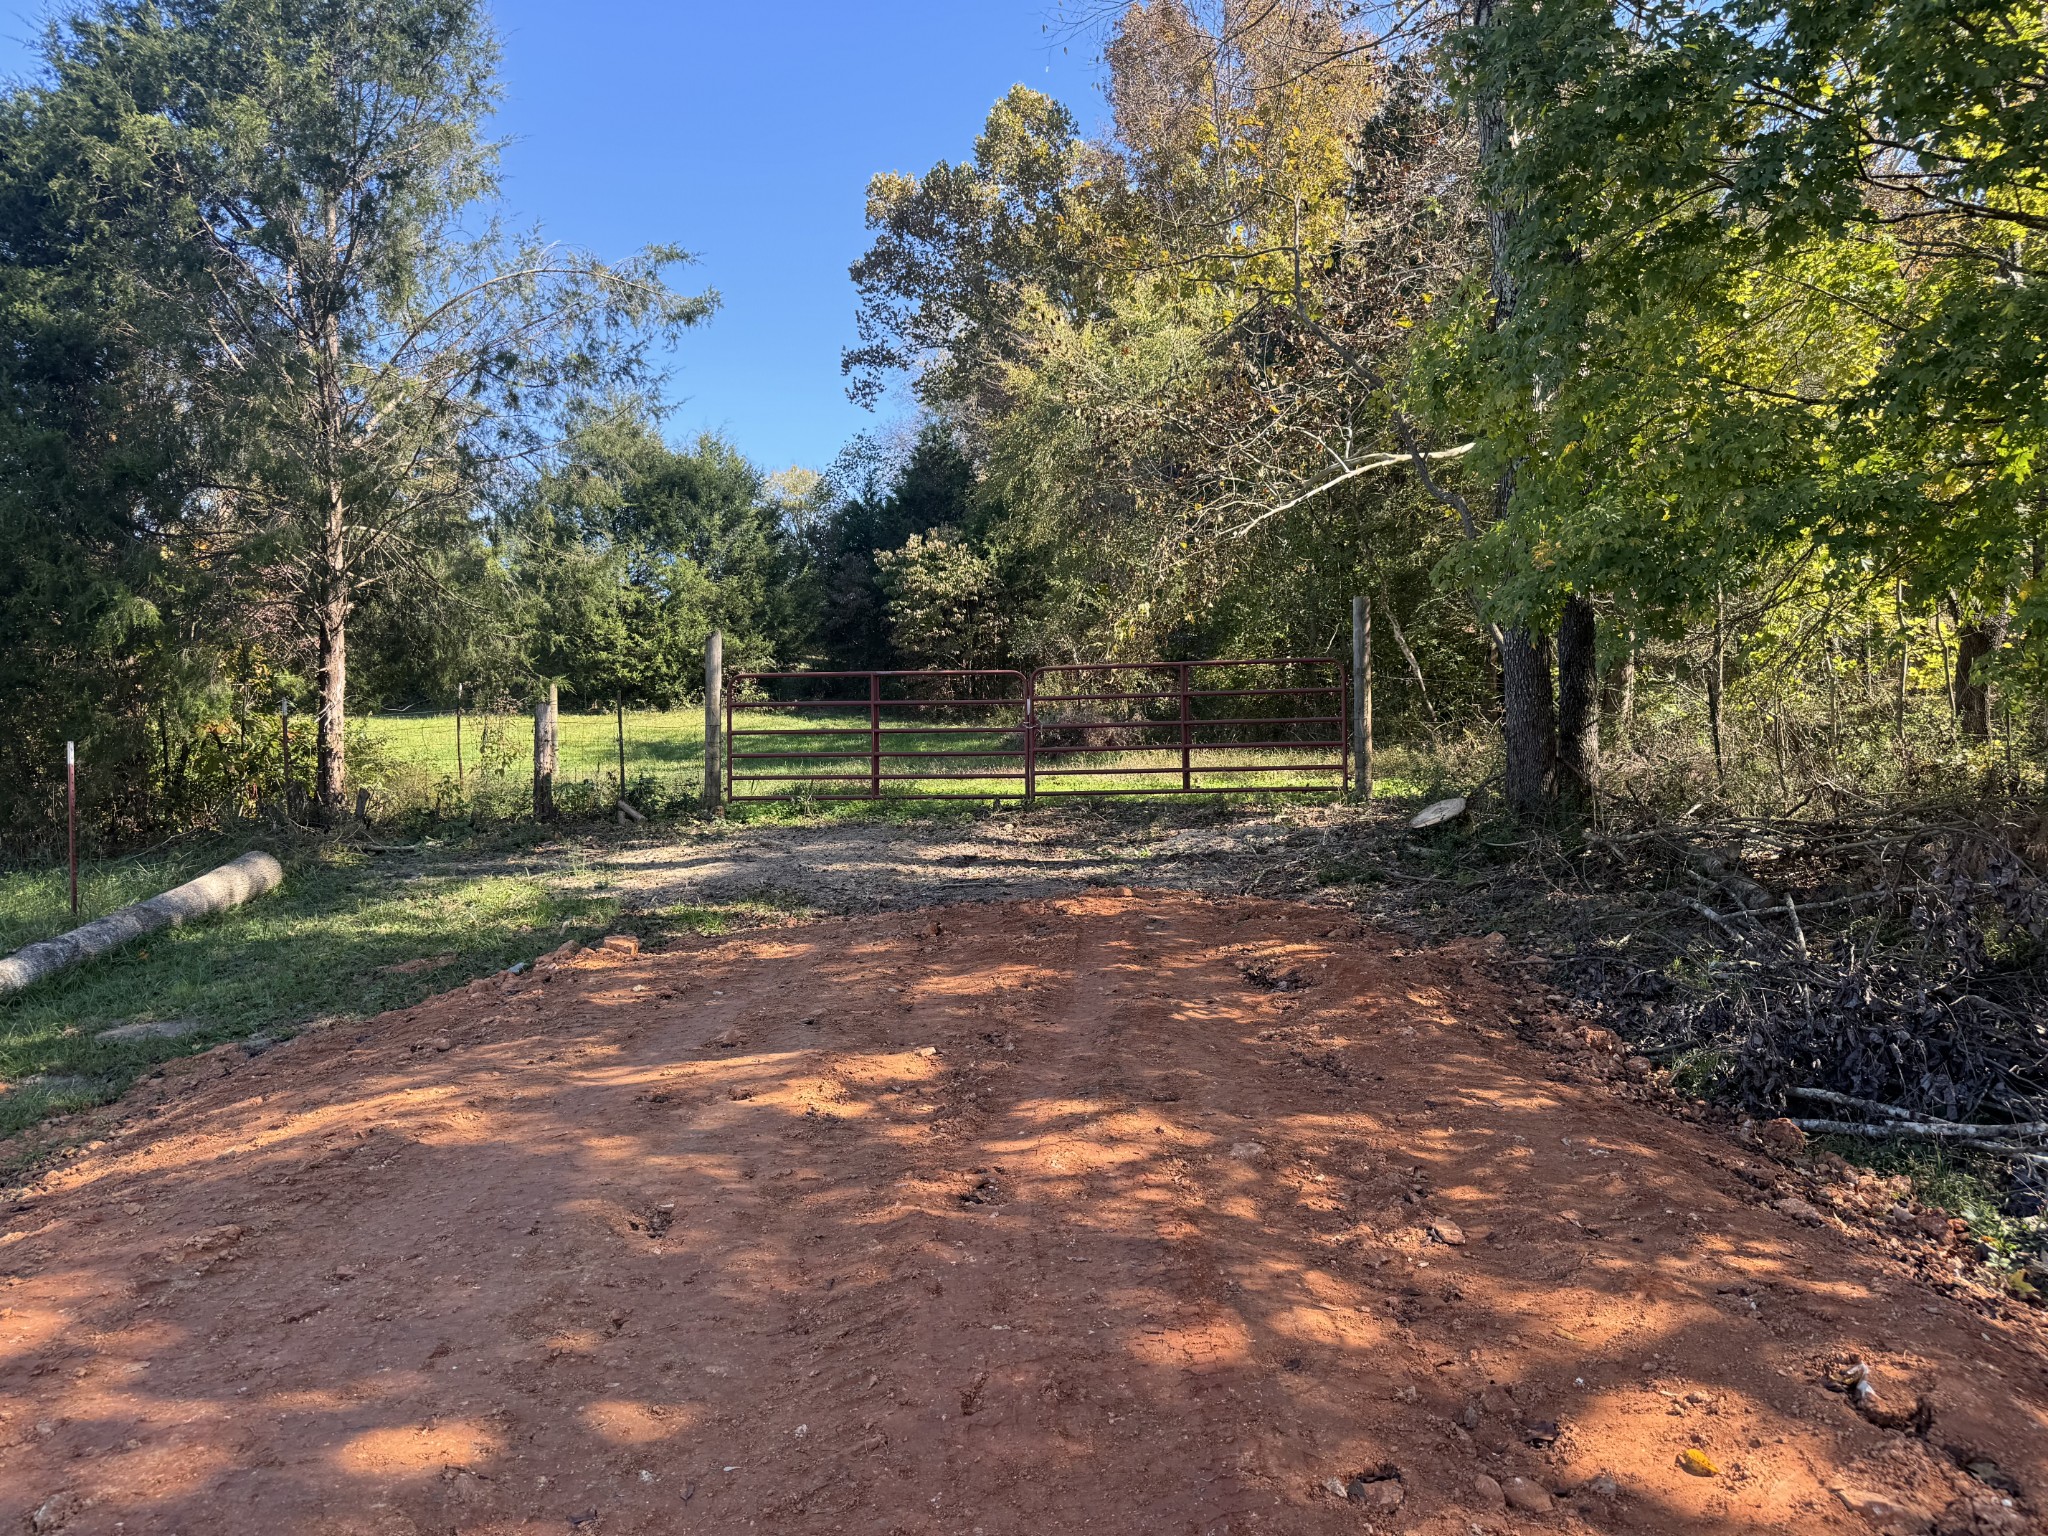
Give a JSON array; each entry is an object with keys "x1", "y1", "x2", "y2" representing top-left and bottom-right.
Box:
[{"x1": 0, "y1": 1, "x2": 1109, "y2": 474}]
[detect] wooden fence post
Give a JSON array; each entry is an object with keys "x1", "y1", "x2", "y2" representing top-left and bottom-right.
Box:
[
  {"x1": 1353, "y1": 596, "x2": 1373, "y2": 800},
  {"x1": 704, "y1": 631, "x2": 724, "y2": 812},
  {"x1": 533, "y1": 682, "x2": 558, "y2": 822}
]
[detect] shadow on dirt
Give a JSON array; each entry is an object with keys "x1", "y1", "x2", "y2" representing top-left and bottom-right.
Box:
[{"x1": 0, "y1": 895, "x2": 2037, "y2": 1535}]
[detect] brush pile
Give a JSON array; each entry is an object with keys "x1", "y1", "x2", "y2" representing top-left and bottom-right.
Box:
[{"x1": 1571, "y1": 806, "x2": 2048, "y2": 1161}]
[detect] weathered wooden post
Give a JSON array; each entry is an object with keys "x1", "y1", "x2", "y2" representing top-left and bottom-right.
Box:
[
  {"x1": 533, "y1": 682, "x2": 558, "y2": 822},
  {"x1": 454, "y1": 681, "x2": 465, "y2": 792},
  {"x1": 704, "y1": 630, "x2": 724, "y2": 812},
  {"x1": 1352, "y1": 596, "x2": 1373, "y2": 800}
]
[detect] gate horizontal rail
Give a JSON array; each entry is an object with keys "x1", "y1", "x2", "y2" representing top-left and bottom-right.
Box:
[
  {"x1": 1027, "y1": 659, "x2": 1347, "y2": 799},
  {"x1": 725, "y1": 659, "x2": 1348, "y2": 803},
  {"x1": 725, "y1": 669, "x2": 1029, "y2": 803}
]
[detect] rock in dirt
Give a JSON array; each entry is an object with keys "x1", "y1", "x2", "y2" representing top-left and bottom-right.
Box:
[
  {"x1": 1229, "y1": 1141, "x2": 1269, "y2": 1163},
  {"x1": 98, "y1": 1016, "x2": 211, "y2": 1043},
  {"x1": 1940, "y1": 1494, "x2": 2030, "y2": 1534},
  {"x1": 1410, "y1": 796, "x2": 1467, "y2": 830},
  {"x1": 1502, "y1": 1476, "x2": 1554, "y2": 1514},
  {"x1": 1427, "y1": 1219, "x2": 1467, "y2": 1246},
  {"x1": 707, "y1": 1029, "x2": 747, "y2": 1049},
  {"x1": 1347, "y1": 1472, "x2": 1404, "y2": 1511},
  {"x1": 599, "y1": 934, "x2": 640, "y2": 956},
  {"x1": 1776, "y1": 1195, "x2": 1825, "y2": 1225},
  {"x1": 1834, "y1": 1487, "x2": 1931, "y2": 1533},
  {"x1": 1958, "y1": 1457, "x2": 2022, "y2": 1496},
  {"x1": 30, "y1": 1491, "x2": 83, "y2": 1532},
  {"x1": 1323, "y1": 1476, "x2": 1350, "y2": 1499},
  {"x1": 1472, "y1": 1473, "x2": 1506, "y2": 1509},
  {"x1": 1759, "y1": 1118, "x2": 1809, "y2": 1158}
]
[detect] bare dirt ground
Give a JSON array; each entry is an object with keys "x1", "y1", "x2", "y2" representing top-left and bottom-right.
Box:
[
  {"x1": 585, "y1": 806, "x2": 1358, "y2": 917},
  {"x1": 3, "y1": 885, "x2": 2045, "y2": 1535}
]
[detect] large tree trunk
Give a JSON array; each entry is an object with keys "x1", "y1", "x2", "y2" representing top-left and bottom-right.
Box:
[
  {"x1": 313, "y1": 348, "x2": 350, "y2": 816},
  {"x1": 0, "y1": 851, "x2": 284, "y2": 999},
  {"x1": 1501, "y1": 625, "x2": 1556, "y2": 816},
  {"x1": 1472, "y1": 0, "x2": 1550, "y2": 815},
  {"x1": 1556, "y1": 595, "x2": 1600, "y2": 807},
  {"x1": 1955, "y1": 621, "x2": 1994, "y2": 741}
]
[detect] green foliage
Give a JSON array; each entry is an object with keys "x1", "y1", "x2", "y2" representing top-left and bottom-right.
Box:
[
  {"x1": 0, "y1": 0, "x2": 709, "y2": 846},
  {"x1": 1454, "y1": 0, "x2": 2047, "y2": 650},
  {"x1": 810, "y1": 425, "x2": 981, "y2": 669},
  {"x1": 874, "y1": 530, "x2": 1008, "y2": 671},
  {"x1": 512, "y1": 402, "x2": 808, "y2": 706}
]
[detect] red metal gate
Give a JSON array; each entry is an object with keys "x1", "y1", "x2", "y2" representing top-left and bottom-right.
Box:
[
  {"x1": 725, "y1": 659, "x2": 1348, "y2": 803},
  {"x1": 1027, "y1": 658, "x2": 1348, "y2": 798},
  {"x1": 724, "y1": 669, "x2": 1031, "y2": 802}
]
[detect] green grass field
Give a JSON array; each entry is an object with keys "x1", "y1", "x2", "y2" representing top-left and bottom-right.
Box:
[
  {"x1": 362, "y1": 706, "x2": 1356, "y2": 810},
  {"x1": 363, "y1": 707, "x2": 710, "y2": 790}
]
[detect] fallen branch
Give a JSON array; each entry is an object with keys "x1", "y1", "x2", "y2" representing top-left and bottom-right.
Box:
[
  {"x1": 1790, "y1": 1119, "x2": 2048, "y2": 1150},
  {"x1": 1788, "y1": 1087, "x2": 2048, "y2": 1139},
  {"x1": 616, "y1": 798, "x2": 646, "y2": 824},
  {"x1": 1682, "y1": 899, "x2": 1747, "y2": 945},
  {"x1": 1787, "y1": 1087, "x2": 1919, "y2": 1122}
]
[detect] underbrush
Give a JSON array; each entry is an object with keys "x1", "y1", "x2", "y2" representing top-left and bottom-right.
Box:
[{"x1": 1302, "y1": 734, "x2": 2048, "y2": 1260}]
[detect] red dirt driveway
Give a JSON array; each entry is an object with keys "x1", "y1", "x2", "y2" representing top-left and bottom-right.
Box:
[{"x1": 1, "y1": 892, "x2": 2043, "y2": 1534}]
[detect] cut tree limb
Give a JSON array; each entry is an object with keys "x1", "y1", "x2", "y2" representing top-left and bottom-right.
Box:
[
  {"x1": 1677, "y1": 844, "x2": 1777, "y2": 911},
  {"x1": 1790, "y1": 1119, "x2": 2048, "y2": 1148},
  {"x1": 1788, "y1": 1086, "x2": 2048, "y2": 1139},
  {"x1": 0, "y1": 850, "x2": 285, "y2": 1000}
]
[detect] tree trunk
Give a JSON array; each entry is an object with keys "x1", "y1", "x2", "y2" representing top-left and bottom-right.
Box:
[
  {"x1": 1501, "y1": 625, "x2": 1556, "y2": 816},
  {"x1": 1556, "y1": 595, "x2": 1599, "y2": 808},
  {"x1": 1955, "y1": 621, "x2": 1994, "y2": 741},
  {"x1": 312, "y1": 439, "x2": 350, "y2": 815},
  {"x1": 1601, "y1": 631, "x2": 1637, "y2": 749},
  {"x1": 1708, "y1": 588, "x2": 1727, "y2": 781},
  {"x1": 1895, "y1": 583, "x2": 1910, "y2": 743},
  {"x1": 0, "y1": 851, "x2": 284, "y2": 1000},
  {"x1": 314, "y1": 585, "x2": 348, "y2": 815},
  {"x1": 1471, "y1": 0, "x2": 1551, "y2": 814}
]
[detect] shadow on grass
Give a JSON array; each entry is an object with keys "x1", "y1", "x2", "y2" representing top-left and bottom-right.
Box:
[{"x1": 0, "y1": 833, "x2": 791, "y2": 1150}]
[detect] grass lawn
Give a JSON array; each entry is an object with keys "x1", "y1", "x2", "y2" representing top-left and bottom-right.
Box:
[
  {"x1": 364, "y1": 708, "x2": 711, "y2": 790},
  {"x1": 0, "y1": 829, "x2": 787, "y2": 1156}
]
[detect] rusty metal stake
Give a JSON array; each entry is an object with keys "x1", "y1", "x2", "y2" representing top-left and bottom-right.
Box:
[{"x1": 67, "y1": 740, "x2": 78, "y2": 917}]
